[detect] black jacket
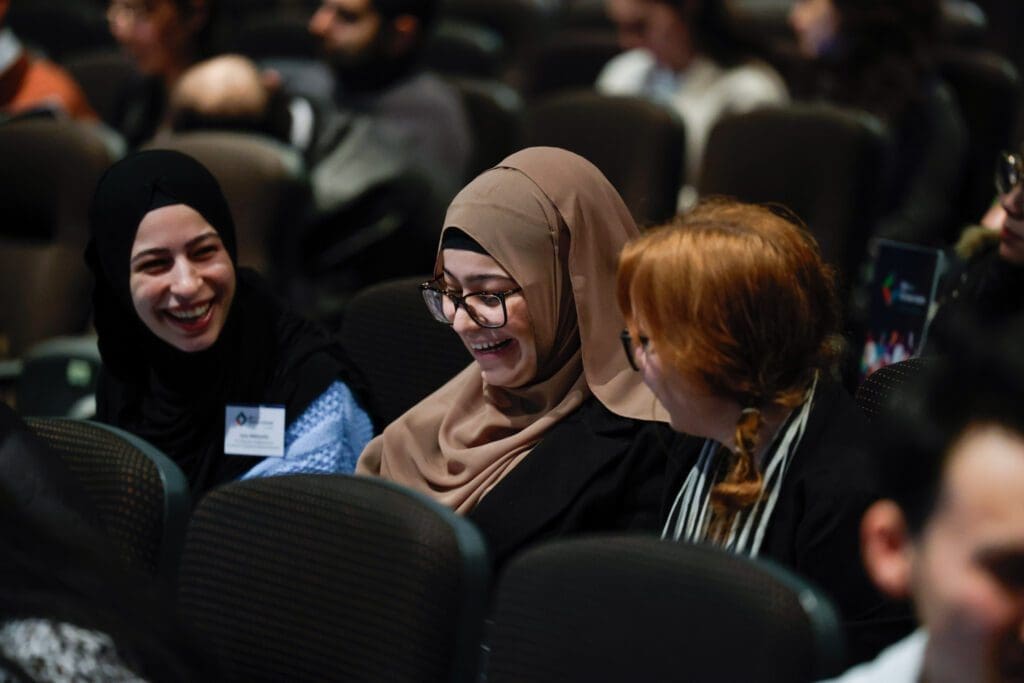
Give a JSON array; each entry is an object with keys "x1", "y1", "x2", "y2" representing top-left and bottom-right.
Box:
[
  {"x1": 469, "y1": 397, "x2": 674, "y2": 569},
  {"x1": 662, "y1": 380, "x2": 914, "y2": 665}
]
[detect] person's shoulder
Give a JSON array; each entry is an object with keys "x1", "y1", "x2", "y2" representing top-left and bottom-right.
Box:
[
  {"x1": 569, "y1": 398, "x2": 687, "y2": 464},
  {"x1": 817, "y1": 629, "x2": 927, "y2": 683},
  {"x1": 714, "y1": 59, "x2": 790, "y2": 104},
  {"x1": 17, "y1": 56, "x2": 98, "y2": 120},
  {"x1": 797, "y1": 379, "x2": 877, "y2": 480},
  {"x1": 595, "y1": 49, "x2": 656, "y2": 94},
  {"x1": 380, "y1": 71, "x2": 462, "y2": 112}
]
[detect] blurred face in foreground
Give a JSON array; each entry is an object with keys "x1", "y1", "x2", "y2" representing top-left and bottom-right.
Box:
[{"x1": 912, "y1": 425, "x2": 1024, "y2": 683}]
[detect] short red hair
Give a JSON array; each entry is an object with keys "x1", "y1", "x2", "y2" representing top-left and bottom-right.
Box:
[{"x1": 617, "y1": 198, "x2": 841, "y2": 408}]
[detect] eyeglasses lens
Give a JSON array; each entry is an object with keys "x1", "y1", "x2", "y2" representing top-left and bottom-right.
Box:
[
  {"x1": 996, "y1": 152, "x2": 1023, "y2": 196},
  {"x1": 421, "y1": 288, "x2": 507, "y2": 328}
]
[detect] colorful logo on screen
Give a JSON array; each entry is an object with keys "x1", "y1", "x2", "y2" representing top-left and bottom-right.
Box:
[
  {"x1": 882, "y1": 274, "x2": 928, "y2": 308},
  {"x1": 881, "y1": 273, "x2": 895, "y2": 306}
]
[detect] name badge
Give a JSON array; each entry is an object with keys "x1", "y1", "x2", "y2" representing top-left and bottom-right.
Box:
[{"x1": 224, "y1": 404, "x2": 286, "y2": 457}]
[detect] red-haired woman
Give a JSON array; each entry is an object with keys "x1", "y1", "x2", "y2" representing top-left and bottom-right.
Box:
[{"x1": 617, "y1": 198, "x2": 909, "y2": 664}]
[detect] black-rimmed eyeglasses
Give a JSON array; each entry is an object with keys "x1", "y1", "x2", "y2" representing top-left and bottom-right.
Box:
[
  {"x1": 620, "y1": 329, "x2": 649, "y2": 372},
  {"x1": 996, "y1": 151, "x2": 1024, "y2": 196},
  {"x1": 420, "y1": 282, "x2": 523, "y2": 329}
]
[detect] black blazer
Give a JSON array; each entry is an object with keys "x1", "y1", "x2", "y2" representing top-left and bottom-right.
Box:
[
  {"x1": 469, "y1": 397, "x2": 674, "y2": 569},
  {"x1": 662, "y1": 380, "x2": 914, "y2": 665}
]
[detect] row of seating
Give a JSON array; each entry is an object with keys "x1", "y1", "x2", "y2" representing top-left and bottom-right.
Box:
[
  {"x1": 24, "y1": 413, "x2": 865, "y2": 682},
  {"x1": 16, "y1": 357, "x2": 926, "y2": 680}
]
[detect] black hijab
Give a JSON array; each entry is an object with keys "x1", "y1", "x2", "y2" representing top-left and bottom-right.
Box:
[{"x1": 86, "y1": 149, "x2": 370, "y2": 497}]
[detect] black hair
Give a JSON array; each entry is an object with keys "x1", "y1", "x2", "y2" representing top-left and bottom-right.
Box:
[
  {"x1": 441, "y1": 227, "x2": 488, "y2": 255},
  {"x1": 875, "y1": 310, "x2": 1024, "y2": 536}
]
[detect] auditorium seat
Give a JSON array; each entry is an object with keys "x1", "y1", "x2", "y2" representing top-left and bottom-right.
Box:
[
  {"x1": 485, "y1": 535, "x2": 846, "y2": 682},
  {"x1": 426, "y1": 20, "x2": 506, "y2": 80},
  {"x1": 25, "y1": 417, "x2": 191, "y2": 583},
  {"x1": 0, "y1": 117, "x2": 121, "y2": 359},
  {"x1": 447, "y1": 76, "x2": 524, "y2": 179},
  {"x1": 177, "y1": 474, "x2": 489, "y2": 682},
  {"x1": 698, "y1": 103, "x2": 888, "y2": 290},
  {"x1": 339, "y1": 276, "x2": 472, "y2": 425},
  {"x1": 523, "y1": 90, "x2": 685, "y2": 226},
  {"x1": 62, "y1": 48, "x2": 142, "y2": 128},
  {"x1": 521, "y1": 29, "x2": 620, "y2": 99},
  {"x1": 855, "y1": 357, "x2": 933, "y2": 423}
]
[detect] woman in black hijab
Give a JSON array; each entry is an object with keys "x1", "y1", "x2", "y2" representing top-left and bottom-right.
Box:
[{"x1": 86, "y1": 149, "x2": 374, "y2": 498}]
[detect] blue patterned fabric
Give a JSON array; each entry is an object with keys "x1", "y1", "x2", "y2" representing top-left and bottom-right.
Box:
[{"x1": 240, "y1": 382, "x2": 374, "y2": 479}]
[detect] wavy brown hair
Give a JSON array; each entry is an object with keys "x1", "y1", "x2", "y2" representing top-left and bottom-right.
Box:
[{"x1": 617, "y1": 198, "x2": 842, "y2": 539}]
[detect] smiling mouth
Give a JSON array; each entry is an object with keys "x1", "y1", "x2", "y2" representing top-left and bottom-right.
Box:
[
  {"x1": 470, "y1": 338, "x2": 514, "y2": 354},
  {"x1": 163, "y1": 302, "x2": 214, "y2": 333},
  {"x1": 167, "y1": 302, "x2": 211, "y2": 320}
]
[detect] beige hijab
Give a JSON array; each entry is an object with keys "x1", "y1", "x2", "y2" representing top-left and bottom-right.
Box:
[{"x1": 356, "y1": 147, "x2": 669, "y2": 512}]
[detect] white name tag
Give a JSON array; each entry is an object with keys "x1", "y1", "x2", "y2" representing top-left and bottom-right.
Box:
[{"x1": 224, "y1": 404, "x2": 286, "y2": 457}]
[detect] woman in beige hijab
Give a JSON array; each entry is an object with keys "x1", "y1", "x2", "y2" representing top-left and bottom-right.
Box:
[{"x1": 357, "y1": 147, "x2": 675, "y2": 564}]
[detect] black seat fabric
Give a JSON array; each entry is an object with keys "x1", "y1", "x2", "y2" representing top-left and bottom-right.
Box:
[
  {"x1": 485, "y1": 535, "x2": 846, "y2": 683},
  {"x1": 339, "y1": 276, "x2": 472, "y2": 425},
  {"x1": 447, "y1": 76, "x2": 523, "y2": 179},
  {"x1": 855, "y1": 357, "x2": 932, "y2": 422},
  {"x1": 24, "y1": 417, "x2": 191, "y2": 581},
  {"x1": 176, "y1": 474, "x2": 489, "y2": 683},
  {"x1": 521, "y1": 29, "x2": 621, "y2": 99},
  {"x1": 0, "y1": 117, "x2": 119, "y2": 243},
  {"x1": 441, "y1": 0, "x2": 556, "y2": 69},
  {"x1": 0, "y1": 241, "x2": 93, "y2": 360},
  {"x1": 426, "y1": 20, "x2": 506, "y2": 80},
  {"x1": 0, "y1": 118, "x2": 120, "y2": 358},
  {"x1": 63, "y1": 48, "x2": 142, "y2": 127},
  {"x1": 699, "y1": 104, "x2": 887, "y2": 289},
  {"x1": 524, "y1": 90, "x2": 685, "y2": 226}
]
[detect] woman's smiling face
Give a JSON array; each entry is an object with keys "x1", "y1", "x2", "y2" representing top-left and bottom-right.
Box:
[
  {"x1": 129, "y1": 203, "x2": 236, "y2": 352},
  {"x1": 441, "y1": 248, "x2": 537, "y2": 388}
]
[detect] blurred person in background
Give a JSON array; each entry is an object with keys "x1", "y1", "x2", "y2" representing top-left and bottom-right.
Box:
[
  {"x1": 107, "y1": 0, "x2": 218, "y2": 146},
  {"x1": 789, "y1": 0, "x2": 966, "y2": 246},
  {"x1": 167, "y1": 53, "x2": 314, "y2": 150},
  {"x1": 0, "y1": 0, "x2": 96, "y2": 120},
  {"x1": 597, "y1": 0, "x2": 788, "y2": 208},
  {"x1": 307, "y1": 0, "x2": 471, "y2": 202},
  {"x1": 928, "y1": 146, "x2": 1024, "y2": 347}
]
